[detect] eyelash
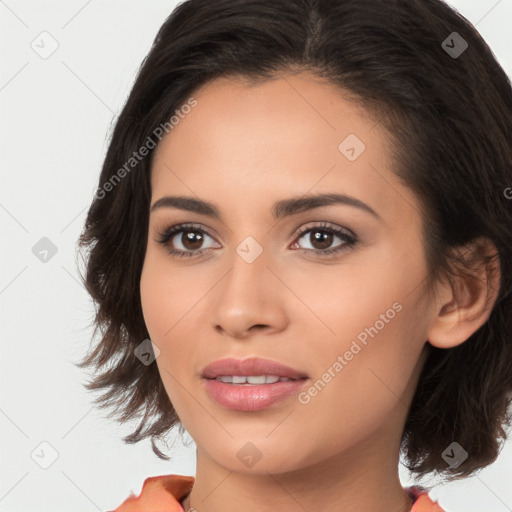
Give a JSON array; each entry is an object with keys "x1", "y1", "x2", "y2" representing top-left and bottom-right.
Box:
[{"x1": 155, "y1": 222, "x2": 358, "y2": 260}]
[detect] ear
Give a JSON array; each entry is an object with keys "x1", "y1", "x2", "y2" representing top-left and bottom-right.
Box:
[{"x1": 426, "y1": 237, "x2": 501, "y2": 349}]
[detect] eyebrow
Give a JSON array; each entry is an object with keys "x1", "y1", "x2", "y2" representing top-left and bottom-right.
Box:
[{"x1": 150, "y1": 193, "x2": 383, "y2": 222}]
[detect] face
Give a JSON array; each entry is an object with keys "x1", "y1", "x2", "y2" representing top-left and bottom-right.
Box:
[{"x1": 140, "y1": 72, "x2": 435, "y2": 474}]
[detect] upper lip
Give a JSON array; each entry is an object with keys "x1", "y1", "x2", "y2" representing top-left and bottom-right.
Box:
[{"x1": 202, "y1": 357, "x2": 308, "y2": 380}]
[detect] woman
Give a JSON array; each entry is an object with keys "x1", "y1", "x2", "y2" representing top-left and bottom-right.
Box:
[{"x1": 77, "y1": 0, "x2": 512, "y2": 510}]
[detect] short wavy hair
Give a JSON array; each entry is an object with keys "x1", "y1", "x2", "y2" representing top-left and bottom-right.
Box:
[{"x1": 77, "y1": 0, "x2": 512, "y2": 481}]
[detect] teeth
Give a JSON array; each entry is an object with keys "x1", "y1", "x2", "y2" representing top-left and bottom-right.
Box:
[{"x1": 214, "y1": 375, "x2": 294, "y2": 384}]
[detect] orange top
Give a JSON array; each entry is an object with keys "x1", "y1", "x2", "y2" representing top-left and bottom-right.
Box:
[{"x1": 110, "y1": 474, "x2": 445, "y2": 512}]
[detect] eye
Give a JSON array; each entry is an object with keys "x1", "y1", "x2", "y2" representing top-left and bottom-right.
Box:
[
  {"x1": 156, "y1": 221, "x2": 357, "y2": 260},
  {"x1": 290, "y1": 222, "x2": 357, "y2": 257},
  {"x1": 156, "y1": 223, "x2": 220, "y2": 259}
]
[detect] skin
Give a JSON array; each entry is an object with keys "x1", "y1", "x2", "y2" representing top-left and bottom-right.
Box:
[{"x1": 139, "y1": 71, "x2": 500, "y2": 512}]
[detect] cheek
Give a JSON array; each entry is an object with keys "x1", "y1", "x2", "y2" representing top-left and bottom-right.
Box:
[
  {"x1": 139, "y1": 251, "x2": 187, "y2": 360},
  {"x1": 290, "y1": 304, "x2": 424, "y2": 464},
  {"x1": 140, "y1": 253, "x2": 167, "y2": 338},
  {"x1": 140, "y1": 247, "x2": 193, "y2": 333},
  {"x1": 139, "y1": 250, "x2": 211, "y2": 371},
  {"x1": 280, "y1": 244, "x2": 411, "y2": 347},
  {"x1": 289, "y1": 248, "x2": 427, "y2": 419},
  {"x1": 139, "y1": 255, "x2": 193, "y2": 412}
]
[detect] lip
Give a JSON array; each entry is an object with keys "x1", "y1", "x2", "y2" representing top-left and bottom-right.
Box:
[
  {"x1": 201, "y1": 357, "x2": 308, "y2": 380},
  {"x1": 201, "y1": 357, "x2": 309, "y2": 412}
]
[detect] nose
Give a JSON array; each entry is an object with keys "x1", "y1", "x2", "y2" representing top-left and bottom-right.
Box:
[{"x1": 211, "y1": 244, "x2": 289, "y2": 339}]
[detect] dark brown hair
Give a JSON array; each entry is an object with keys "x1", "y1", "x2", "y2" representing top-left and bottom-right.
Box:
[{"x1": 77, "y1": 0, "x2": 512, "y2": 482}]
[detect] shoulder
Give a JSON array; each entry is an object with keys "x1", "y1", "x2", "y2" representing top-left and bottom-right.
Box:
[
  {"x1": 109, "y1": 474, "x2": 195, "y2": 512},
  {"x1": 405, "y1": 485, "x2": 446, "y2": 512},
  {"x1": 110, "y1": 477, "x2": 443, "y2": 512}
]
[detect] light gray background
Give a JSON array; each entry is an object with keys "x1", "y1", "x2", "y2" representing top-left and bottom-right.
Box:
[{"x1": 1, "y1": 1, "x2": 511, "y2": 511}]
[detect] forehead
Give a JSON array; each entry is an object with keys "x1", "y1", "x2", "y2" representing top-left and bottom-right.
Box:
[
  {"x1": 156, "y1": 72, "x2": 375, "y2": 162},
  {"x1": 150, "y1": 72, "x2": 420, "y2": 228}
]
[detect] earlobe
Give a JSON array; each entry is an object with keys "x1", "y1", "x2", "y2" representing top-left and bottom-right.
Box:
[{"x1": 426, "y1": 237, "x2": 501, "y2": 350}]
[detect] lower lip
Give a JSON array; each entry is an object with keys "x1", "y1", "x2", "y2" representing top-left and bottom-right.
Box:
[{"x1": 203, "y1": 378, "x2": 308, "y2": 411}]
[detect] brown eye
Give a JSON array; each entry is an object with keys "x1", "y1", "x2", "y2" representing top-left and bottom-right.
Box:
[
  {"x1": 156, "y1": 223, "x2": 220, "y2": 258},
  {"x1": 307, "y1": 230, "x2": 334, "y2": 250},
  {"x1": 176, "y1": 230, "x2": 205, "y2": 251},
  {"x1": 292, "y1": 223, "x2": 357, "y2": 257}
]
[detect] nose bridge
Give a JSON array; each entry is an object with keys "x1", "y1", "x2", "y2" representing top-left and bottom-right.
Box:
[{"x1": 226, "y1": 234, "x2": 271, "y2": 297}]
